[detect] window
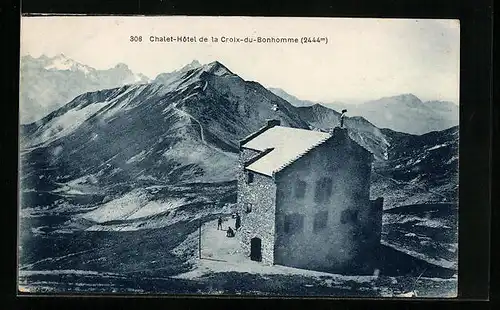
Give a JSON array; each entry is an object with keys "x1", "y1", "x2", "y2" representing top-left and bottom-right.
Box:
[
  {"x1": 284, "y1": 213, "x2": 304, "y2": 234},
  {"x1": 247, "y1": 172, "x2": 254, "y2": 184},
  {"x1": 314, "y1": 177, "x2": 333, "y2": 203},
  {"x1": 277, "y1": 188, "x2": 284, "y2": 201},
  {"x1": 295, "y1": 180, "x2": 306, "y2": 199},
  {"x1": 277, "y1": 185, "x2": 291, "y2": 202},
  {"x1": 313, "y1": 211, "x2": 328, "y2": 232},
  {"x1": 340, "y1": 209, "x2": 359, "y2": 224}
]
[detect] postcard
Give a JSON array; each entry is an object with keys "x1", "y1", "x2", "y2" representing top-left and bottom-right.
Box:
[{"x1": 18, "y1": 16, "x2": 459, "y2": 297}]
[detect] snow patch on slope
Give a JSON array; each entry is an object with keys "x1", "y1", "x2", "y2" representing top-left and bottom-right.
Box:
[
  {"x1": 126, "y1": 199, "x2": 186, "y2": 220},
  {"x1": 80, "y1": 189, "x2": 186, "y2": 223},
  {"x1": 126, "y1": 150, "x2": 148, "y2": 164},
  {"x1": 427, "y1": 143, "x2": 447, "y2": 151},
  {"x1": 31, "y1": 101, "x2": 109, "y2": 147}
]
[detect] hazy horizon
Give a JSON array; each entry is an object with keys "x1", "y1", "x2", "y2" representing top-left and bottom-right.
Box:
[
  {"x1": 21, "y1": 53, "x2": 458, "y2": 105},
  {"x1": 21, "y1": 16, "x2": 460, "y2": 104}
]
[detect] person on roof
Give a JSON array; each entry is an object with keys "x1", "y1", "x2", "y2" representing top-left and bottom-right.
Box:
[{"x1": 340, "y1": 109, "x2": 347, "y2": 128}]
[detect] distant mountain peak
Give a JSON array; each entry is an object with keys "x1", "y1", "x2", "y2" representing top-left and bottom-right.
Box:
[
  {"x1": 189, "y1": 59, "x2": 201, "y2": 67},
  {"x1": 179, "y1": 59, "x2": 202, "y2": 72},
  {"x1": 311, "y1": 103, "x2": 328, "y2": 109},
  {"x1": 153, "y1": 60, "x2": 234, "y2": 86},
  {"x1": 207, "y1": 60, "x2": 222, "y2": 66},
  {"x1": 203, "y1": 61, "x2": 233, "y2": 76},
  {"x1": 269, "y1": 88, "x2": 316, "y2": 108},
  {"x1": 391, "y1": 93, "x2": 422, "y2": 103},
  {"x1": 113, "y1": 63, "x2": 130, "y2": 70},
  {"x1": 54, "y1": 53, "x2": 69, "y2": 59},
  {"x1": 20, "y1": 55, "x2": 151, "y2": 123},
  {"x1": 41, "y1": 54, "x2": 92, "y2": 73},
  {"x1": 269, "y1": 87, "x2": 297, "y2": 99}
]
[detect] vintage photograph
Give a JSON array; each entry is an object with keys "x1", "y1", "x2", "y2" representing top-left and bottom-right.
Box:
[{"x1": 18, "y1": 16, "x2": 459, "y2": 297}]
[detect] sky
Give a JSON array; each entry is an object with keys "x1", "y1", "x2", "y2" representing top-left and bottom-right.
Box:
[{"x1": 20, "y1": 16, "x2": 460, "y2": 104}]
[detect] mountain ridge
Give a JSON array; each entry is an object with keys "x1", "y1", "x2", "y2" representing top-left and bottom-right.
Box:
[
  {"x1": 297, "y1": 103, "x2": 389, "y2": 160},
  {"x1": 20, "y1": 59, "x2": 458, "y2": 219},
  {"x1": 270, "y1": 88, "x2": 459, "y2": 135},
  {"x1": 20, "y1": 54, "x2": 151, "y2": 124},
  {"x1": 20, "y1": 60, "x2": 311, "y2": 194}
]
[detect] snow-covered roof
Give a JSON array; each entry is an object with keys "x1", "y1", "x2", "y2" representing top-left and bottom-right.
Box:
[{"x1": 241, "y1": 126, "x2": 332, "y2": 176}]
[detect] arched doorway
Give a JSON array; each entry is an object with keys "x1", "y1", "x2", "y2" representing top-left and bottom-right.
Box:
[{"x1": 250, "y1": 237, "x2": 262, "y2": 262}]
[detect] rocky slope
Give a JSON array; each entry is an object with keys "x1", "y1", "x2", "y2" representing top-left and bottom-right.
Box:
[{"x1": 371, "y1": 126, "x2": 459, "y2": 208}]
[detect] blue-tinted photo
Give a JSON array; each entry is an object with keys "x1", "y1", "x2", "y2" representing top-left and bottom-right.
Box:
[{"x1": 18, "y1": 16, "x2": 459, "y2": 297}]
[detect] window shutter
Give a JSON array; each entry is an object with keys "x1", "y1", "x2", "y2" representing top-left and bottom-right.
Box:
[
  {"x1": 315, "y1": 177, "x2": 333, "y2": 203},
  {"x1": 313, "y1": 211, "x2": 328, "y2": 232},
  {"x1": 284, "y1": 213, "x2": 304, "y2": 234},
  {"x1": 295, "y1": 180, "x2": 306, "y2": 198},
  {"x1": 340, "y1": 209, "x2": 359, "y2": 224}
]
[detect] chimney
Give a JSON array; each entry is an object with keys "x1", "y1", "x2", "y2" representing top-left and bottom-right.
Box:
[
  {"x1": 331, "y1": 126, "x2": 348, "y2": 139},
  {"x1": 266, "y1": 119, "x2": 281, "y2": 128},
  {"x1": 239, "y1": 119, "x2": 281, "y2": 149}
]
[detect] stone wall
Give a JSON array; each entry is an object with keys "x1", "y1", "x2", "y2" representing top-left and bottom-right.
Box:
[
  {"x1": 236, "y1": 148, "x2": 277, "y2": 265},
  {"x1": 273, "y1": 128, "x2": 378, "y2": 273}
]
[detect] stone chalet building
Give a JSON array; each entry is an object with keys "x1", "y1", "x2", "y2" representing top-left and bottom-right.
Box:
[{"x1": 237, "y1": 119, "x2": 383, "y2": 274}]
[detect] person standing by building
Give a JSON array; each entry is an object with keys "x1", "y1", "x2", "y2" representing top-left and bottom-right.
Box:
[
  {"x1": 235, "y1": 213, "x2": 241, "y2": 231},
  {"x1": 217, "y1": 216, "x2": 223, "y2": 230}
]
